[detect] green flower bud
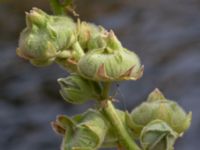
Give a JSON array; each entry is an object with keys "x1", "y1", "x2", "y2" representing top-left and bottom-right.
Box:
[
  {"x1": 17, "y1": 7, "x2": 76, "y2": 66},
  {"x1": 77, "y1": 20, "x2": 104, "y2": 50},
  {"x1": 69, "y1": 109, "x2": 109, "y2": 150},
  {"x1": 140, "y1": 120, "x2": 178, "y2": 150},
  {"x1": 58, "y1": 74, "x2": 101, "y2": 104},
  {"x1": 52, "y1": 109, "x2": 126, "y2": 149},
  {"x1": 77, "y1": 31, "x2": 143, "y2": 81},
  {"x1": 52, "y1": 109, "x2": 109, "y2": 150},
  {"x1": 128, "y1": 89, "x2": 192, "y2": 136}
]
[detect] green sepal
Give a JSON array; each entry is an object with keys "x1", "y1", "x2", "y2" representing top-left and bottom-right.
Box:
[
  {"x1": 147, "y1": 88, "x2": 166, "y2": 102},
  {"x1": 55, "y1": 41, "x2": 85, "y2": 72},
  {"x1": 51, "y1": 115, "x2": 75, "y2": 136},
  {"x1": 125, "y1": 111, "x2": 143, "y2": 138}
]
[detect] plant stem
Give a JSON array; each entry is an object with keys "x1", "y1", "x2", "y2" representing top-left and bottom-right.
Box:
[
  {"x1": 101, "y1": 82, "x2": 141, "y2": 150},
  {"x1": 49, "y1": 0, "x2": 65, "y2": 15},
  {"x1": 103, "y1": 100, "x2": 141, "y2": 150},
  {"x1": 101, "y1": 82, "x2": 111, "y2": 99}
]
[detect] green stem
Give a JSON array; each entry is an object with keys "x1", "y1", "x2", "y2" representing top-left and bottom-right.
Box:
[
  {"x1": 103, "y1": 100, "x2": 141, "y2": 150},
  {"x1": 101, "y1": 82, "x2": 111, "y2": 99},
  {"x1": 101, "y1": 83, "x2": 141, "y2": 150},
  {"x1": 49, "y1": 0, "x2": 66, "y2": 15}
]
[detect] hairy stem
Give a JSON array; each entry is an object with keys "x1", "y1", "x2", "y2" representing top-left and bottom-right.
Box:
[
  {"x1": 101, "y1": 82, "x2": 111, "y2": 99},
  {"x1": 102, "y1": 100, "x2": 141, "y2": 150},
  {"x1": 101, "y1": 83, "x2": 141, "y2": 150},
  {"x1": 49, "y1": 0, "x2": 66, "y2": 15}
]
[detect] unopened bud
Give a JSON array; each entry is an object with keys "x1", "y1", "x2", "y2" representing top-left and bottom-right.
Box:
[
  {"x1": 140, "y1": 119, "x2": 178, "y2": 150},
  {"x1": 53, "y1": 110, "x2": 109, "y2": 150},
  {"x1": 77, "y1": 20, "x2": 103, "y2": 50},
  {"x1": 17, "y1": 8, "x2": 76, "y2": 67},
  {"x1": 77, "y1": 31, "x2": 143, "y2": 81},
  {"x1": 129, "y1": 89, "x2": 192, "y2": 136},
  {"x1": 58, "y1": 74, "x2": 101, "y2": 104}
]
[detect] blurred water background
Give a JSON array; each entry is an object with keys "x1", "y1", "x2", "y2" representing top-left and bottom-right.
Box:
[{"x1": 0, "y1": 0, "x2": 199, "y2": 150}]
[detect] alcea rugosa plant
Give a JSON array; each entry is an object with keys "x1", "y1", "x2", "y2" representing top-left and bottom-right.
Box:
[{"x1": 17, "y1": 3, "x2": 191, "y2": 150}]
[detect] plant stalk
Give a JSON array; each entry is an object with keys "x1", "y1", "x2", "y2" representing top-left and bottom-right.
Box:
[
  {"x1": 103, "y1": 100, "x2": 141, "y2": 150},
  {"x1": 101, "y1": 82, "x2": 111, "y2": 99},
  {"x1": 101, "y1": 82, "x2": 141, "y2": 150},
  {"x1": 49, "y1": 0, "x2": 66, "y2": 15}
]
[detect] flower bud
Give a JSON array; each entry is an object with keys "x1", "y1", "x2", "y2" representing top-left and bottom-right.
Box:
[
  {"x1": 77, "y1": 20, "x2": 104, "y2": 50},
  {"x1": 69, "y1": 109, "x2": 109, "y2": 150},
  {"x1": 58, "y1": 74, "x2": 101, "y2": 104},
  {"x1": 77, "y1": 31, "x2": 143, "y2": 81},
  {"x1": 17, "y1": 7, "x2": 76, "y2": 67},
  {"x1": 140, "y1": 120, "x2": 178, "y2": 150},
  {"x1": 128, "y1": 89, "x2": 192, "y2": 136},
  {"x1": 52, "y1": 109, "x2": 109, "y2": 150}
]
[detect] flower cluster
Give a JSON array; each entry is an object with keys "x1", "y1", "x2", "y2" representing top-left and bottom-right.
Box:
[
  {"x1": 17, "y1": 8, "x2": 143, "y2": 80},
  {"x1": 17, "y1": 7, "x2": 191, "y2": 150}
]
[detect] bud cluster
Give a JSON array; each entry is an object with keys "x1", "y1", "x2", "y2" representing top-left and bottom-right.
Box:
[
  {"x1": 17, "y1": 7, "x2": 192, "y2": 150},
  {"x1": 17, "y1": 8, "x2": 77, "y2": 67},
  {"x1": 17, "y1": 8, "x2": 143, "y2": 81}
]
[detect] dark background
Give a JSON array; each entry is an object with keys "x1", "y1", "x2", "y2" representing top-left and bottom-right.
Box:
[{"x1": 0, "y1": 0, "x2": 199, "y2": 150}]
